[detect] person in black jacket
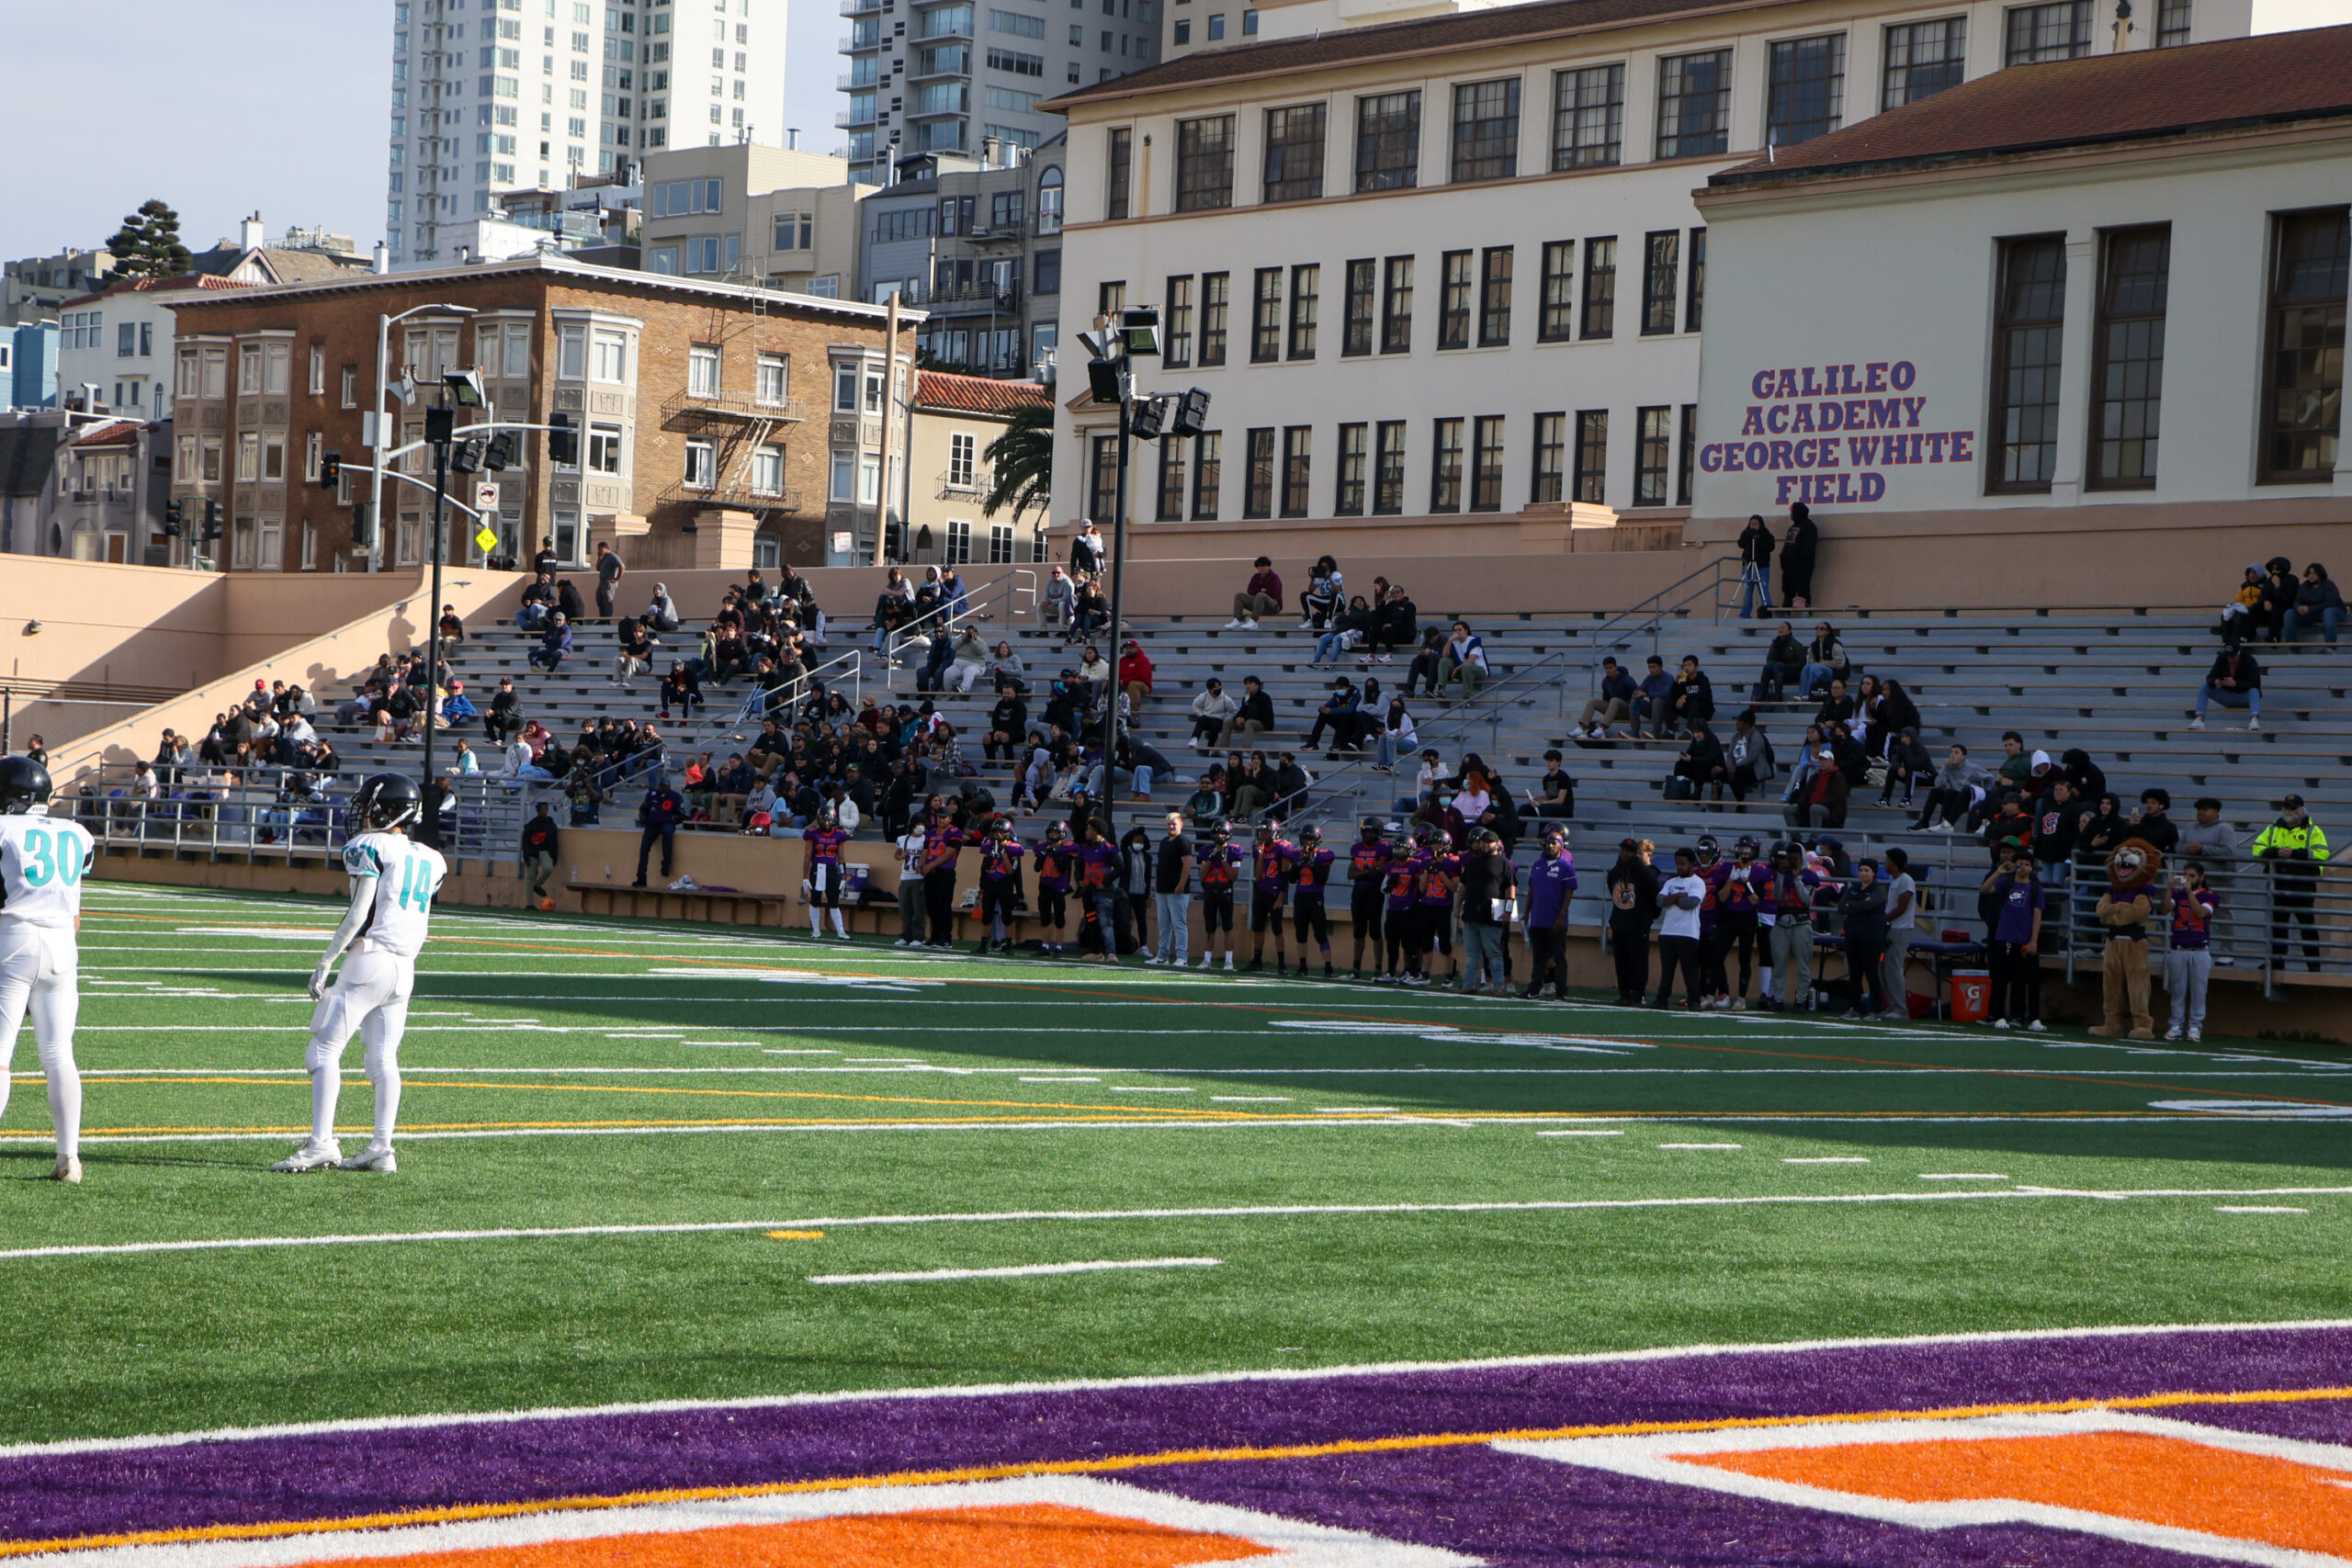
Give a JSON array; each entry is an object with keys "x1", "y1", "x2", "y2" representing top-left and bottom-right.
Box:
[
  {"x1": 2259, "y1": 557, "x2": 2298, "y2": 643},
  {"x1": 1780, "y1": 502, "x2": 1819, "y2": 609},
  {"x1": 984, "y1": 685, "x2": 1028, "y2": 761},
  {"x1": 556, "y1": 577, "x2": 588, "y2": 624},
  {"x1": 1753, "y1": 621, "x2": 1806, "y2": 703},
  {"x1": 2191, "y1": 642, "x2": 2262, "y2": 730},
  {"x1": 520, "y1": 801, "x2": 561, "y2": 908},
  {"x1": 1603, "y1": 839, "x2": 1662, "y2": 1005},
  {"x1": 1668, "y1": 656, "x2": 1715, "y2": 736},
  {"x1": 1372, "y1": 587, "x2": 1418, "y2": 660},
  {"x1": 1736, "y1": 514, "x2": 1775, "y2": 618},
  {"x1": 483, "y1": 676, "x2": 524, "y2": 746},
  {"x1": 632, "y1": 779, "x2": 685, "y2": 886},
  {"x1": 1674, "y1": 720, "x2": 1730, "y2": 803}
]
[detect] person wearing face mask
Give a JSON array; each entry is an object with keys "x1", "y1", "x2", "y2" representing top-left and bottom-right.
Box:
[
  {"x1": 2253, "y1": 794, "x2": 2330, "y2": 973},
  {"x1": 1836, "y1": 860, "x2": 1891, "y2": 1020}
]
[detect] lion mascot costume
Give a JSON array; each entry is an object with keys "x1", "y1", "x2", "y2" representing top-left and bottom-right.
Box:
[{"x1": 2088, "y1": 839, "x2": 2169, "y2": 1040}]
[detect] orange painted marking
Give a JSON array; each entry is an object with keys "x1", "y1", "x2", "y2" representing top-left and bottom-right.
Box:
[
  {"x1": 285, "y1": 1504, "x2": 1274, "y2": 1568},
  {"x1": 1680, "y1": 1429, "x2": 2352, "y2": 1557},
  {"x1": 4, "y1": 1386, "x2": 2345, "y2": 1560},
  {"x1": 766, "y1": 1231, "x2": 824, "y2": 1240}
]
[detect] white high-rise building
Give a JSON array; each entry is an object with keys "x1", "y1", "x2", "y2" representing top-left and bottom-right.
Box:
[{"x1": 388, "y1": 0, "x2": 787, "y2": 268}]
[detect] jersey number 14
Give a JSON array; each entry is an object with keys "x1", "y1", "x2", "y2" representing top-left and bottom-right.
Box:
[{"x1": 395, "y1": 854, "x2": 435, "y2": 911}]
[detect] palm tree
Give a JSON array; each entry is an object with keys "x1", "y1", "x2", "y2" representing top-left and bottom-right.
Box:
[{"x1": 981, "y1": 402, "x2": 1052, "y2": 524}]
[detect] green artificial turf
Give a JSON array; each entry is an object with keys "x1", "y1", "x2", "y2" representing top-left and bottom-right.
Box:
[{"x1": 0, "y1": 884, "x2": 2344, "y2": 1445}]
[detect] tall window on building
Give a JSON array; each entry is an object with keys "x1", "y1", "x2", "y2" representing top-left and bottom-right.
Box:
[
  {"x1": 1574, "y1": 410, "x2": 1609, "y2": 503},
  {"x1": 1656, "y1": 50, "x2": 1731, "y2": 158},
  {"x1": 1581, "y1": 236, "x2": 1617, "y2": 338},
  {"x1": 1262, "y1": 103, "x2": 1327, "y2": 203},
  {"x1": 1381, "y1": 255, "x2": 1415, "y2": 353},
  {"x1": 1430, "y1": 418, "x2": 1464, "y2": 512},
  {"x1": 1105, "y1": 126, "x2": 1133, "y2": 218},
  {"x1": 1766, "y1": 33, "x2": 1845, "y2": 147},
  {"x1": 2261, "y1": 207, "x2": 2348, "y2": 483},
  {"x1": 1439, "y1": 251, "x2": 1474, "y2": 350},
  {"x1": 1373, "y1": 421, "x2": 1407, "y2": 513},
  {"x1": 1193, "y1": 431, "x2": 1222, "y2": 518},
  {"x1": 1469, "y1": 416, "x2": 1506, "y2": 511},
  {"x1": 1633, "y1": 406, "x2": 1671, "y2": 506},
  {"x1": 1478, "y1": 247, "x2": 1513, "y2": 346},
  {"x1": 1678, "y1": 403, "x2": 1698, "y2": 505},
  {"x1": 1882, "y1": 17, "x2": 1965, "y2": 109},
  {"x1": 1251, "y1": 268, "x2": 1283, "y2": 363},
  {"x1": 1175, "y1": 116, "x2": 1235, "y2": 211},
  {"x1": 1164, "y1": 275, "x2": 1195, "y2": 367},
  {"x1": 1532, "y1": 412, "x2": 1566, "y2": 502},
  {"x1": 2004, "y1": 0, "x2": 2089, "y2": 64},
  {"x1": 1281, "y1": 426, "x2": 1312, "y2": 516},
  {"x1": 1450, "y1": 78, "x2": 1519, "y2": 183},
  {"x1": 1354, "y1": 91, "x2": 1420, "y2": 192},
  {"x1": 757, "y1": 352, "x2": 789, "y2": 405},
  {"x1": 1200, "y1": 271, "x2": 1230, "y2": 366},
  {"x1": 2154, "y1": 0, "x2": 2191, "y2": 45},
  {"x1": 1157, "y1": 436, "x2": 1187, "y2": 520},
  {"x1": 687, "y1": 344, "x2": 721, "y2": 398},
  {"x1": 1539, "y1": 241, "x2": 1576, "y2": 342},
  {"x1": 1988, "y1": 233, "x2": 2068, "y2": 492},
  {"x1": 1289, "y1": 264, "x2": 1319, "y2": 358},
  {"x1": 1550, "y1": 63, "x2": 1623, "y2": 171},
  {"x1": 1335, "y1": 423, "x2": 1368, "y2": 514},
  {"x1": 1244, "y1": 427, "x2": 1276, "y2": 517},
  {"x1": 947, "y1": 431, "x2": 978, "y2": 490},
  {"x1": 1641, "y1": 231, "x2": 1679, "y2": 335},
  {"x1": 1088, "y1": 434, "x2": 1119, "y2": 523},
  {"x1": 1343, "y1": 259, "x2": 1377, "y2": 356},
  {"x1": 2088, "y1": 225, "x2": 2170, "y2": 490},
  {"x1": 1684, "y1": 228, "x2": 1707, "y2": 332}
]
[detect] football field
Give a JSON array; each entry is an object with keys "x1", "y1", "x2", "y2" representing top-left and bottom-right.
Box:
[{"x1": 3, "y1": 882, "x2": 2348, "y2": 1564}]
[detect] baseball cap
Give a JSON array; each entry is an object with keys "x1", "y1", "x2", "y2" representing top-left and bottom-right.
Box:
[
  {"x1": 2283, "y1": 793, "x2": 2307, "y2": 808},
  {"x1": 1619, "y1": 837, "x2": 1642, "y2": 851}
]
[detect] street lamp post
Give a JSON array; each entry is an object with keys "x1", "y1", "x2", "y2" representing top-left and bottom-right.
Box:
[
  {"x1": 417, "y1": 396, "x2": 456, "y2": 849},
  {"x1": 370, "y1": 303, "x2": 476, "y2": 573}
]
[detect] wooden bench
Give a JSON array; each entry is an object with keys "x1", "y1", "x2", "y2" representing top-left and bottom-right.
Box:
[{"x1": 570, "y1": 881, "x2": 789, "y2": 926}]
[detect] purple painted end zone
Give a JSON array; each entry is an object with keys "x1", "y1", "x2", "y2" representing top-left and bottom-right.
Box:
[{"x1": 1, "y1": 1324, "x2": 2343, "y2": 1566}]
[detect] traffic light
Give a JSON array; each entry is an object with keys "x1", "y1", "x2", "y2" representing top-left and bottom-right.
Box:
[
  {"x1": 483, "y1": 432, "x2": 518, "y2": 471},
  {"x1": 1085, "y1": 353, "x2": 1127, "y2": 406},
  {"x1": 350, "y1": 504, "x2": 374, "y2": 548},
  {"x1": 1126, "y1": 394, "x2": 1170, "y2": 440},
  {"x1": 451, "y1": 436, "x2": 487, "y2": 475},
  {"x1": 201, "y1": 500, "x2": 223, "y2": 543},
  {"x1": 1170, "y1": 388, "x2": 1213, "y2": 439},
  {"x1": 162, "y1": 499, "x2": 184, "y2": 539},
  {"x1": 318, "y1": 450, "x2": 342, "y2": 490},
  {"x1": 548, "y1": 413, "x2": 578, "y2": 466}
]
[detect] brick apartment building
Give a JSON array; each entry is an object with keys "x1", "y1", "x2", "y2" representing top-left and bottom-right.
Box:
[{"x1": 167, "y1": 255, "x2": 920, "y2": 575}]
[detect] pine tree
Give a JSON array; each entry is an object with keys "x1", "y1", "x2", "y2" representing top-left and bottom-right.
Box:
[{"x1": 104, "y1": 199, "x2": 194, "y2": 280}]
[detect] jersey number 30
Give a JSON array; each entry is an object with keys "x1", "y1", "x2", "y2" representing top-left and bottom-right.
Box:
[{"x1": 19, "y1": 829, "x2": 85, "y2": 887}]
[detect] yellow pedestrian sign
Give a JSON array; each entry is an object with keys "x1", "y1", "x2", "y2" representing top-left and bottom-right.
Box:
[{"x1": 475, "y1": 526, "x2": 501, "y2": 554}]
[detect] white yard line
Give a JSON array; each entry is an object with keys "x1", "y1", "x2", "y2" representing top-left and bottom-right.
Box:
[
  {"x1": 4, "y1": 1185, "x2": 2344, "y2": 1263},
  {"x1": 808, "y1": 1258, "x2": 1222, "y2": 1285}
]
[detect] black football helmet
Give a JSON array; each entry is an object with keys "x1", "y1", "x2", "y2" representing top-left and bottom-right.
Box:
[
  {"x1": 350, "y1": 773, "x2": 423, "y2": 832},
  {"x1": 1299, "y1": 824, "x2": 1322, "y2": 845},
  {"x1": 1695, "y1": 833, "x2": 1721, "y2": 863},
  {"x1": 1360, "y1": 816, "x2": 1385, "y2": 842},
  {"x1": 0, "y1": 756, "x2": 51, "y2": 815}
]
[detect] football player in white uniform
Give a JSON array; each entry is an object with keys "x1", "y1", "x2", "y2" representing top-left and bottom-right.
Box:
[
  {"x1": 272, "y1": 773, "x2": 446, "y2": 1174},
  {"x1": 0, "y1": 756, "x2": 92, "y2": 1183}
]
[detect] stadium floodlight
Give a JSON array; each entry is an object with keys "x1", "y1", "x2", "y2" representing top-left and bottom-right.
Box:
[
  {"x1": 443, "y1": 368, "x2": 487, "y2": 409},
  {"x1": 1118, "y1": 306, "x2": 1161, "y2": 357}
]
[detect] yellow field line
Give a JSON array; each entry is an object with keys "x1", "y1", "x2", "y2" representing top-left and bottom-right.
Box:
[{"x1": 5, "y1": 1382, "x2": 2344, "y2": 1558}]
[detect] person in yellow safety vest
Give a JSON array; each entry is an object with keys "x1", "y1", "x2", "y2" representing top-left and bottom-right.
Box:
[{"x1": 2251, "y1": 793, "x2": 2331, "y2": 973}]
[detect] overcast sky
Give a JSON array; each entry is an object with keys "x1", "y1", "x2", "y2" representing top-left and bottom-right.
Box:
[{"x1": 0, "y1": 0, "x2": 842, "y2": 264}]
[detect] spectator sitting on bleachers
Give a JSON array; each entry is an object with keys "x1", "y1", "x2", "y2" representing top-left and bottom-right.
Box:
[
  {"x1": 501, "y1": 735, "x2": 556, "y2": 787},
  {"x1": 1751, "y1": 620, "x2": 1806, "y2": 704},
  {"x1": 1076, "y1": 643, "x2": 1112, "y2": 702},
  {"x1": 986, "y1": 640, "x2": 1027, "y2": 692},
  {"x1": 1227, "y1": 675, "x2": 1275, "y2": 747},
  {"x1": 2258, "y1": 557, "x2": 2299, "y2": 642},
  {"x1": 439, "y1": 604, "x2": 466, "y2": 649},
  {"x1": 1041, "y1": 565, "x2": 1075, "y2": 627},
  {"x1": 612, "y1": 617, "x2": 656, "y2": 689},
  {"x1": 1814, "y1": 677, "x2": 1856, "y2": 728},
  {"x1": 1865, "y1": 678, "x2": 1922, "y2": 755},
  {"x1": 446, "y1": 739, "x2": 481, "y2": 777},
  {"x1": 1531, "y1": 750, "x2": 1574, "y2": 818},
  {"x1": 1726, "y1": 710, "x2": 1775, "y2": 802},
  {"x1": 985, "y1": 684, "x2": 1028, "y2": 761},
  {"x1": 1630, "y1": 656, "x2": 1675, "y2": 739},
  {"x1": 944, "y1": 626, "x2": 990, "y2": 693},
  {"x1": 1069, "y1": 577, "x2": 1110, "y2": 640},
  {"x1": 1230, "y1": 751, "x2": 1272, "y2": 818},
  {"x1": 1306, "y1": 677, "x2": 1362, "y2": 755},
  {"x1": 1788, "y1": 742, "x2": 1850, "y2": 829},
  {"x1": 1191, "y1": 678, "x2": 1237, "y2": 752},
  {"x1": 2061, "y1": 747, "x2": 2107, "y2": 805},
  {"x1": 1229, "y1": 556, "x2": 1283, "y2": 630},
  {"x1": 1117, "y1": 640, "x2": 1153, "y2": 709},
  {"x1": 1576, "y1": 657, "x2": 1637, "y2": 739},
  {"x1": 1876, "y1": 728, "x2": 1932, "y2": 812},
  {"x1": 1374, "y1": 698, "x2": 1418, "y2": 773},
  {"x1": 659, "y1": 661, "x2": 702, "y2": 721},
  {"x1": 2216, "y1": 563, "x2": 2266, "y2": 642},
  {"x1": 529, "y1": 613, "x2": 572, "y2": 672},
  {"x1": 516, "y1": 573, "x2": 558, "y2": 629},
  {"x1": 1370, "y1": 584, "x2": 1416, "y2": 663},
  {"x1": 2292, "y1": 561, "x2": 2343, "y2": 645},
  {"x1": 1437, "y1": 621, "x2": 1490, "y2": 701},
  {"x1": 1668, "y1": 655, "x2": 1715, "y2": 737},
  {"x1": 871, "y1": 569, "x2": 914, "y2": 657},
  {"x1": 1799, "y1": 622, "x2": 1849, "y2": 697},
  {"x1": 1184, "y1": 767, "x2": 1227, "y2": 825},
  {"x1": 1673, "y1": 719, "x2": 1728, "y2": 803},
  {"x1": 2031, "y1": 776, "x2": 2088, "y2": 883},
  {"x1": 440, "y1": 680, "x2": 479, "y2": 729},
  {"x1": 1412, "y1": 746, "x2": 1445, "y2": 807},
  {"x1": 554, "y1": 577, "x2": 588, "y2": 624},
  {"x1": 1317, "y1": 595, "x2": 1374, "y2": 665},
  {"x1": 1915, "y1": 745, "x2": 1992, "y2": 831},
  {"x1": 1399, "y1": 626, "x2": 1447, "y2": 698},
  {"x1": 1300, "y1": 556, "x2": 1344, "y2": 629}
]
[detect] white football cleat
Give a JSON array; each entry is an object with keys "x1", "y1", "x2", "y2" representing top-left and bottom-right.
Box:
[
  {"x1": 50, "y1": 1156, "x2": 81, "y2": 1185},
  {"x1": 2027, "y1": 1019, "x2": 2048, "y2": 1032},
  {"x1": 340, "y1": 1145, "x2": 399, "y2": 1173},
  {"x1": 271, "y1": 1140, "x2": 345, "y2": 1174}
]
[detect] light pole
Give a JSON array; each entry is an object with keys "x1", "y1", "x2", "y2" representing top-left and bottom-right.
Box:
[
  {"x1": 415, "y1": 367, "x2": 489, "y2": 850},
  {"x1": 370, "y1": 303, "x2": 476, "y2": 573}
]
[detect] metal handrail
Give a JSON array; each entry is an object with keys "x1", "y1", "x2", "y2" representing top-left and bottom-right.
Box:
[
  {"x1": 67, "y1": 768, "x2": 529, "y2": 862},
  {"x1": 880, "y1": 568, "x2": 1035, "y2": 688},
  {"x1": 677, "y1": 647, "x2": 865, "y2": 756},
  {"x1": 1582, "y1": 555, "x2": 1741, "y2": 697}
]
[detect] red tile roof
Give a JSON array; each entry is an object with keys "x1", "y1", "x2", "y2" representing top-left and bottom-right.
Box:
[
  {"x1": 916, "y1": 370, "x2": 1052, "y2": 416},
  {"x1": 70, "y1": 420, "x2": 141, "y2": 448},
  {"x1": 1716, "y1": 24, "x2": 2352, "y2": 184},
  {"x1": 59, "y1": 273, "x2": 254, "y2": 310},
  {"x1": 1042, "y1": 0, "x2": 1758, "y2": 107}
]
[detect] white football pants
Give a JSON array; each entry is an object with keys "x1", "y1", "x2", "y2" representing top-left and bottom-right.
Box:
[
  {"x1": 307, "y1": 946, "x2": 413, "y2": 1148},
  {"x1": 0, "y1": 921, "x2": 81, "y2": 1161}
]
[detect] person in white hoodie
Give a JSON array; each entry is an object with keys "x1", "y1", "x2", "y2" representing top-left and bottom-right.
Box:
[{"x1": 1190, "y1": 679, "x2": 1239, "y2": 753}]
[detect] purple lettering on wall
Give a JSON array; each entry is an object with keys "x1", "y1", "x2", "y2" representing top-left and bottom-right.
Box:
[{"x1": 1714, "y1": 358, "x2": 1974, "y2": 505}]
